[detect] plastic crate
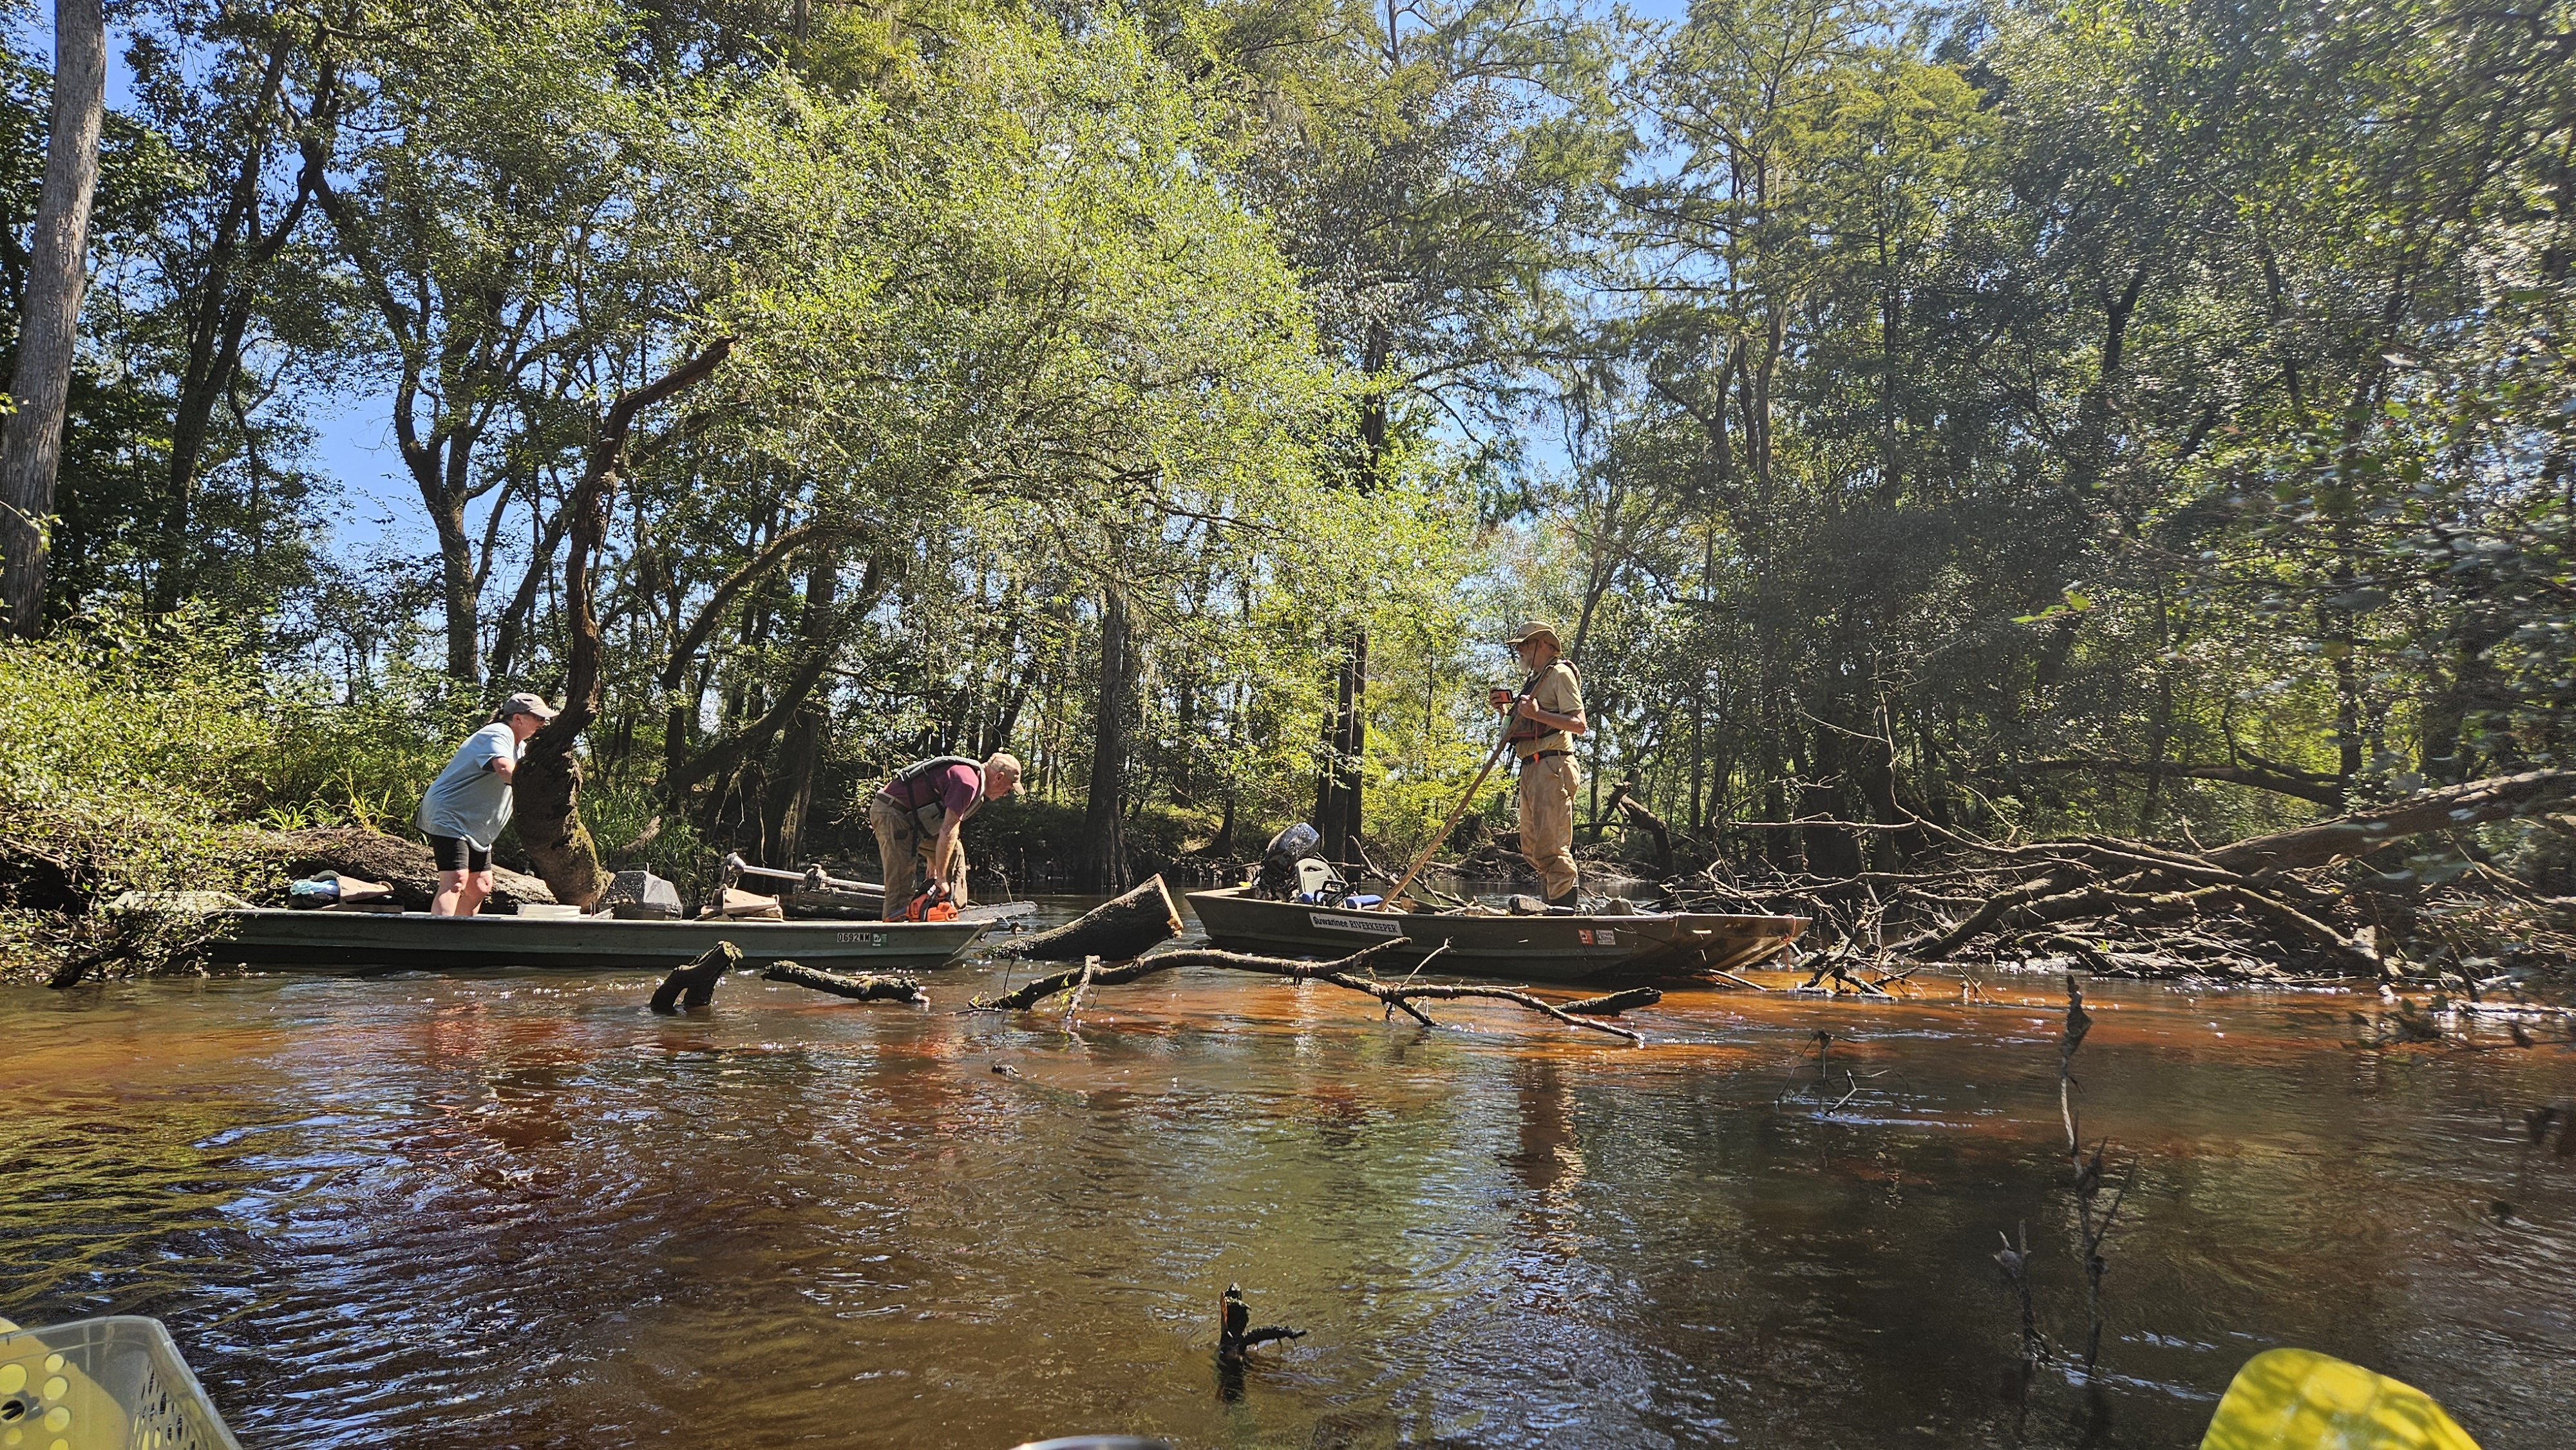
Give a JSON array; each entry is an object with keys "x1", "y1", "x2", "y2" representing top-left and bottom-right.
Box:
[{"x1": 0, "y1": 1317, "x2": 242, "y2": 1450}]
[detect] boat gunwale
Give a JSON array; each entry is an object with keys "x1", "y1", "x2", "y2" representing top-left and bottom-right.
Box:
[{"x1": 193, "y1": 907, "x2": 990, "y2": 973}]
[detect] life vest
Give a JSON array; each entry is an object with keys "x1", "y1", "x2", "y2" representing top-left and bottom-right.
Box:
[
  {"x1": 1505, "y1": 662, "x2": 1582, "y2": 745},
  {"x1": 878, "y1": 755, "x2": 985, "y2": 834}
]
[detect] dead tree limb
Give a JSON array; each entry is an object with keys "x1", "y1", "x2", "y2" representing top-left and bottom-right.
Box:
[
  {"x1": 1560, "y1": 986, "x2": 1661, "y2": 1015},
  {"x1": 971, "y1": 938, "x2": 1647, "y2": 1043},
  {"x1": 989, "y1": 876, "x2": 1182, "y2": 961},
  {"x1": 651, "y1": 942, "x2": 741, "y2": 1012},
  {"x1": 762, "y1": 959, "x2": 926, "y2": 1003},
  {"x1": 2212, "y1": 768, "x2": 2576, "y2": 872},
  {"x1": 1903, "y1": 868, "x2": 2092, "y2": 959}
]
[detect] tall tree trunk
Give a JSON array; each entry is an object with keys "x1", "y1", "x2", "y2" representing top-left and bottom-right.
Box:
[
  {"x1": 1079, "y1": 586, "x2": 1133, "y2": 894},
  {"x1": 429, "y1": 493, "x2": 482, "y2": 680},
  {"x1": 1315, "y1": 628, "x2": 1367, "y2": 863},
  {"x1": 514, "y1": 339, "x2": 731, "y2": 906},
  {"x1": 1314, "y1": 378, "x2": 1387, "y2": 861},
  {"x1": 764, "y1": 551, "x2": 841, "y2": 865},
  {"x1": 665, "y1": 555, "x2": 878, "y2": 809},
  {"x1": 0, "y1": 0, "x2": 106, "y2": 636}
]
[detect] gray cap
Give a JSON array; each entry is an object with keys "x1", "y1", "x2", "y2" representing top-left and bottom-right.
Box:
[{"x1": 501, "y1": 692, "x2": 560, "y2": 720}]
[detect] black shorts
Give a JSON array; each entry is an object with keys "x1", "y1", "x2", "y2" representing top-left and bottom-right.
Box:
[{"x1": 427, "y1": 835, "x2": 492, "y2": 872}]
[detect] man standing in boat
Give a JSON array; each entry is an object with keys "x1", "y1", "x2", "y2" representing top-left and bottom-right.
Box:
[
  {"x1": 1497, "y1": 621, "x2": 1587, "y2": 910},
  {"x1": 417, "y1": 692, "x2": 557, "y2": 916},
  {"x1": 869, "y1": 751, "x2": 1023, "y2": 919}
]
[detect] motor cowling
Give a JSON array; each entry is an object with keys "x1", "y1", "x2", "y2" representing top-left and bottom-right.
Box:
[{"x1": 1253, "y1": 823, "x2": 1321, "y2": 899}]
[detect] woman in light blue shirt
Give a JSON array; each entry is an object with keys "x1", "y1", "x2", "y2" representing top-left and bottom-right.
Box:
[{"x1": 415, "y1": 692, "x2": 556, "y2": 916}]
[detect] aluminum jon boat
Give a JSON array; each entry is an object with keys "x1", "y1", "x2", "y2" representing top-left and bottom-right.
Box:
[
  {"x1": 1184, "y1": 887, "x2": 1804, "y2": 984},
  {"x1": 196, "y1": 908, "x2": 990, "y2": 973}
]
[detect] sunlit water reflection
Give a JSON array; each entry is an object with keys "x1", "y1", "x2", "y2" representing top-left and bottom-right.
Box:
[{"x1": 3, "y1": 906, "x2": 2570, "y2": 1448}]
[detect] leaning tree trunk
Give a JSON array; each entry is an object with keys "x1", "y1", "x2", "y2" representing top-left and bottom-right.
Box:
[
  {"x1": 1077, "y1": 585, "x2": 1132, "y2": 894},
  {"x1": 2210, "y1": 767, "x2": 2576, "y2": 874},
  {"x1": 0, "y1": 0, "x2": 106, "y2": 636},
  {"x1": 515, "y1": 339, "x2": 731, "y2": 907}
]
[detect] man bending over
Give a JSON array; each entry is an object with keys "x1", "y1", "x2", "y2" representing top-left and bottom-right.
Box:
[{"x1": 868, "y1": 751, "x2": 1022, "y2": 919}]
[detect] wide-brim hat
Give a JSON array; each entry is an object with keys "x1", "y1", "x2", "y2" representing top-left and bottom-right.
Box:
[{"x1": 1504, "y1": 620, "x2": 1561, "y2": 650}]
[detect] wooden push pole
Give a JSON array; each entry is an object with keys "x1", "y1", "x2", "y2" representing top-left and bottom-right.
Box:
[{"x1": 1381, "y1": 679, "x2": 1537, "y2": 909}]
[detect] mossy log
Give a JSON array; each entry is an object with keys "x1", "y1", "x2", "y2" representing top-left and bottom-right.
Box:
[
  {"x1": 988, "y1": 874, "x2": 1182, "y2": 961},
  {"x1": 650, "y1": 944, "x2": 925, "y2": 1010},
  {"x1": 761, "y1": 959, "x2": 927, "y2": 1003}
]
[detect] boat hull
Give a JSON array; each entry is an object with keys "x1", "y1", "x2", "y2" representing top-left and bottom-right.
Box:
[
  {"x1": 198, "y1": 909, "x2": 989, "y2": 973},
  {"x1": 1184, "y1": 888, "x2": 1803, "y2": 983}
]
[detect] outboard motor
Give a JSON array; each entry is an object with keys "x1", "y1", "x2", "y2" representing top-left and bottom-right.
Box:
[{"x1": 1253, "y1": 823, "x2": 1321, "y2": 899}]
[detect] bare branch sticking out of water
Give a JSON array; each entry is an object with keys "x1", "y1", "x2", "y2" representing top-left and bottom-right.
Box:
[
  {"x1": 1217, "y1": 1283, "x2": 1307, "y2": 1364},
  {"x1": 650, "y1": 942, "x2": 741, "y2": 1012},
  {"x1": 968, "y1": 939, "x2": 1656, "y2": 1045},
  {"x1": 1994, "y1": 1221, "x2": 2042, "y2": 1372},
  {"x1": 1063, "y1": 954, "x2": 1100, "y2": 1026},
  {"x1": 2054, "y1": 974, "x2": 2127, "y2": 1380}
]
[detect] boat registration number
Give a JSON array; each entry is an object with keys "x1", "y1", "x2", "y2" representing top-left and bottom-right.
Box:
[
  {"x1": 1309, "y1": 912, "x2": 1401, "y2": 937},
  {"x1": 835, "y1": 932, "x2": 891, "y2": 945},
  {"x1": 1578, "y1": 928, "x2": 1616, "y2": 946}
]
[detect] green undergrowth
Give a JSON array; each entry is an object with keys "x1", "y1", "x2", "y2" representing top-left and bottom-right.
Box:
[{"x1": 0, "y1": 611, "x2": 468, "y2": 981}]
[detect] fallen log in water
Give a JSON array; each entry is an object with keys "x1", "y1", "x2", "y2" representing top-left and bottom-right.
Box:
[
  {"x1": 649, "y1": 941, "x2": 927, "y2": 1008},
  {"x1": 988, "y1": 875, "x2": 1182, "y2": 961},
  {"x1": 762, "y1": 959, "x2": 926, "y2": 1003},
  {"x1": 971, "y1": 938, "x2": 1654, "y2": 1044}
]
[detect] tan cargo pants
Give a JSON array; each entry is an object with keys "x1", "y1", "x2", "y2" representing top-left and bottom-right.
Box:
[
  {"x1": 1517, "y1": 751, "x2": 1581, "y2": 903},
  {"x1": 869, "y1": 795, "x2": 970, "y2": 921}
]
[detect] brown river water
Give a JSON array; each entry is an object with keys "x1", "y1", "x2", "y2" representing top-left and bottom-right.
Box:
[{"x1": 3, "y1": 902, "x2": 2571, "y2": 1449}]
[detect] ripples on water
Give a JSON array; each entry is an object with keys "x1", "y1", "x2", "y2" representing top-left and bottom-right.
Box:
[{"x1": 3, "y1": 934, "x2": 2571, "y2": 1449}]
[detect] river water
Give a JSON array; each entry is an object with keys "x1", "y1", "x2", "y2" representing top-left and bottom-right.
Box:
[{"x1": 3, "y1": 909, "x2": 2571, "y2": 1449}]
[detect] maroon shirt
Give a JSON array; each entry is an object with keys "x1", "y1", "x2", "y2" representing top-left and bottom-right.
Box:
[{"x1": 882, "y1": 762, "x2": 981, "y2": 820}]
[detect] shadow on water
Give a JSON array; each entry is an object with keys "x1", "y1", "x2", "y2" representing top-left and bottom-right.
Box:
[{"x1": 2, "y1": 927, "x2": 2571, "y2": 1449}]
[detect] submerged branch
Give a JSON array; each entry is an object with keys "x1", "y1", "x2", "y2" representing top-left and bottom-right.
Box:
[{"x1": 970, "y1": 938, "x2": 1651, "y2": 1044}]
